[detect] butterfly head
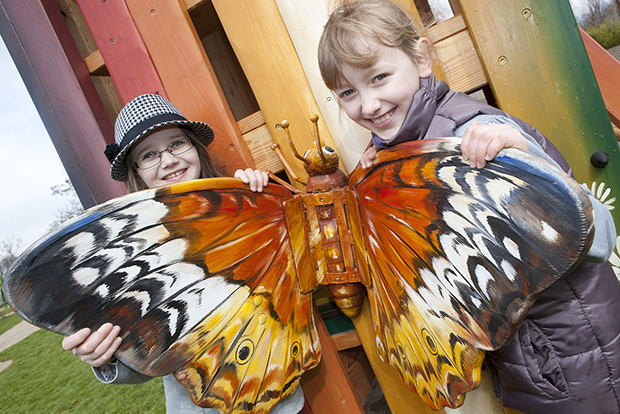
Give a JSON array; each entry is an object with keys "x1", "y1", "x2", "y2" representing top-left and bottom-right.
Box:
[{"x1": 278, "y1": 114, "x2": 340, "y2": 178}]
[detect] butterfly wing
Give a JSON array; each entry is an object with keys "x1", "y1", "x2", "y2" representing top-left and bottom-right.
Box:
[
  {"x1": 3, "y1": 178, "x2": 320, "y2": 414},
  {"x1": 348, "y1": 138, "x2": 594, "y2": 410}
]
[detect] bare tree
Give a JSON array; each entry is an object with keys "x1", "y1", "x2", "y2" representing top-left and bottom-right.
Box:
[
  {"x1": 0, "y1": 237, "x2": 23, "y2": 304},
  {"x1": 49, "y1": 179, "x2": 84, "y2": 231},
  {"x1": 580, "y1": 0, "x2": 616, "y2": 28}
]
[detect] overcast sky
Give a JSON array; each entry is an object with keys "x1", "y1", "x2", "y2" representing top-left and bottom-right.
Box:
[
  {"x1": 0, "y1": 0, "x2": 593, "y2": 255},
  {"x1": 0, "y1": 37, "x2": 70, "y2": 251}
]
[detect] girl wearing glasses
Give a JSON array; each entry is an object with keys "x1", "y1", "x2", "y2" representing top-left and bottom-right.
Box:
[{"x1": 60, "y1": 94, "x2": 303, "y2": 414}]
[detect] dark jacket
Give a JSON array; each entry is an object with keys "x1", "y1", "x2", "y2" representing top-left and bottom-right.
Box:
[{"x1": 376, "y1": 75, "x2": 620, "y2": 413}]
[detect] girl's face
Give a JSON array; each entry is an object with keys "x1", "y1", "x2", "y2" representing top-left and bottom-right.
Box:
[
  {"x1": 131, "y1": 126, "x2": 201, "y2": 189},
  {"x1": 334, "y1": 38, "x2": 432, "y2": 141}
]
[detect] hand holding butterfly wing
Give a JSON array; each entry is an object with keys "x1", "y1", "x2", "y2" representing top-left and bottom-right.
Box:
[{"x1": 349, "y1": 138, "x2": 594, "y2": 409}]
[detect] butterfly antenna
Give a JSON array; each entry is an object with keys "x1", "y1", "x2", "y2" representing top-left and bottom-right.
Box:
[
  {"x1": 279, "y1": 120, "x2": 310, "y2": 166},
  {"x1": 310, "y1": 114, "x2": 327, "y2": 165},
  {"x1": 270, "y1": 143, "x2": 307, "y2": 187}
]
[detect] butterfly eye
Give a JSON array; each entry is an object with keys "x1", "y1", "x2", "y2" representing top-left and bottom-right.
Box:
[
  {"x1": 303, "y1": 149, "x2": 311, "y2": 158},
  {"x1": 323, "y1": 146, "x2": 335, "y2": 154},
  {"x1": 236, "y1": 339, "x2": 255, "y2": 365},
  {"x1": 422, "y1": 328, "x2": 438, "y2": 356},
  {"x1": 291, "y1": 341, "x2": 300, "y2": 358},
  {"x1": 396, "y1": 341, "x2": 407, "y2": 360}
]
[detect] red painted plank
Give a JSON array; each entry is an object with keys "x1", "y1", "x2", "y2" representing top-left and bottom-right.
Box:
[
  {"x1": 0, "y1": 0, "x2": 126, "y2": 206},
  {"x1": 41, "y1": 0, "x2": 114, "y2": 143},
  {"x1": 581, "y1": 27, "x2": 620, "y2": 126},
  {"x1": 124, "y1": 0, "x2": 255, "y2": 175},
  {"x1": 76, "y1": 0, "x2": 166, "y2": 104}
]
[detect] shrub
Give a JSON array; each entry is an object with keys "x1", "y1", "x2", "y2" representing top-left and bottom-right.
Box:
[{"x1": 587, "y1": 20, "x2": 620, "y2": 49}]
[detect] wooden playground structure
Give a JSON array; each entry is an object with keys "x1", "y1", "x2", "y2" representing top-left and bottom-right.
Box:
[{"x1": 1, "y1": 0, "x2": 619, "y2": 413}]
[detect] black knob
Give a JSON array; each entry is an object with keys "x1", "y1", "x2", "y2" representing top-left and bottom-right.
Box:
[{"x1": 591, "y1": 151, "x2": 609, "y2": 168}]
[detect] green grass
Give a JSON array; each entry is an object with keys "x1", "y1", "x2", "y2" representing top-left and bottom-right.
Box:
[
  {"x1": 0, "y1": 313, "x2": 22, "y2": 335},
  {"x1": 0, "y1": 305, "x2": 13, "y2": 317},
  {"x1": 0, "y1": 330, "x2": 166, "y2": 413}
]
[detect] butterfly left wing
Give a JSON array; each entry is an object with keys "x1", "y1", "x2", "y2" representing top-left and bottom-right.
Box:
[
  {"x1": 3, "y1": 178, "x2": 321, "y2": 414},
  {"x1": 348, "y1": 138, "x2": 594, "y2": 410}
]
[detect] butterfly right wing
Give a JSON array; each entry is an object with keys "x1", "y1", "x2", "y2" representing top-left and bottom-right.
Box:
[{"x1": 349, "y1": 138, "x2": 594, "y2": 409}]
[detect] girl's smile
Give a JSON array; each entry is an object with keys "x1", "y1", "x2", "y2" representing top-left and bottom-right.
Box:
[
  {"x1": 132, "y1": 126, "x2": 201, "y2": 188},
  {"x1": 335, "y1": 38, "x2": 432, "y2": 141}
]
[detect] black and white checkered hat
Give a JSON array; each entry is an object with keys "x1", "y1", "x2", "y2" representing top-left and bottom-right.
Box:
[{"x1": 104, "y1": 94, "x2": 214, "y2": 182}]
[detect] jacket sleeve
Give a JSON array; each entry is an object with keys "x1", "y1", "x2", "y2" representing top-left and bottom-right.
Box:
[
  {"x1": 92, "y1": 360, "x2": 153, "y2": 385},
  {"x1": 454, "y1": 114, "x2": 617, "y2": 262}
]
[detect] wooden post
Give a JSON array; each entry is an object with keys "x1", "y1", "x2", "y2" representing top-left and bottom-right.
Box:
[{"x1": 300, "y1": 307, "x2": 366, "y2": 414}]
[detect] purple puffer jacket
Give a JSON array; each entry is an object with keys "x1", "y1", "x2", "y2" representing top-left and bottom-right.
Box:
[{"x1": 374, "y1": 75, "x2": 620, "y2": 413}]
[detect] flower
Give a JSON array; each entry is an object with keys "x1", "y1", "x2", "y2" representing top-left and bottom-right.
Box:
[{"x1": 582, "y1": 181, "x2": 616, "y2": 211}]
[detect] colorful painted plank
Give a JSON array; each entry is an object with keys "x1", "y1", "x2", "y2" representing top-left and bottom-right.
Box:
[
  {"x1": 459, "y1": 0, "x2": 620, "y2": 229},
  {"x1": 580, "y1": 27, "x2": 620, "y2": 127},
  {"x1": 75, "y1": 0, "x2": 167, "y2": 103},
  {"x1": 123, "y1": 0, "x2": 255, "y2": 176}
]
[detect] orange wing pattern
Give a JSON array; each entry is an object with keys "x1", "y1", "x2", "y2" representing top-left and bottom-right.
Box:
[
  {"x1": 349, "y1": 138, "x2": 594, "y2": 409},
  {"x1": 3, "y1": 137, "x2": 595, "y2": 413},
  {"x1": 4, "y1": 178, "x2": 320, "y2": 414}
]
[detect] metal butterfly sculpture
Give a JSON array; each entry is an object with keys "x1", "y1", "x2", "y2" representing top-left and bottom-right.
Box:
[{"x1": 4, "y1": 115, "x2": 594, "y2": 413}]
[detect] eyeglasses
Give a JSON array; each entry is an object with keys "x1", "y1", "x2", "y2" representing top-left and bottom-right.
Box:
[{"x1": 134, "y1": 137, "x2": 194, "y2": 170}]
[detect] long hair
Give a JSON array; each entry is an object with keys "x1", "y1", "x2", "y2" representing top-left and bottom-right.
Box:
[{"x1": 125, "y1": 127, "x2": 221, "y2": 193}]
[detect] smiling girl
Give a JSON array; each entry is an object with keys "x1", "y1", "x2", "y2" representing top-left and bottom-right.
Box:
[
  {"x1": 318, "y1": 1, "x2": 620, "y2": 413},
  {"x1": 61, "y1": 94, "x2": 302, "y2": 414}
]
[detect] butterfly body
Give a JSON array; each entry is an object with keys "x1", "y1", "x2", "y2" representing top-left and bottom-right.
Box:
[{"x1": 4, "y1": 133, "x2": 593, "y2": 412}]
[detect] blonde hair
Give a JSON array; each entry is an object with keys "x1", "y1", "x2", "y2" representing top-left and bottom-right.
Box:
[
  {"x1": 318, "y1": 0, "x2": 431, "y2": 90},
  {"x1": 125, "y1": 128, "x2": 221, "y2": 193}
]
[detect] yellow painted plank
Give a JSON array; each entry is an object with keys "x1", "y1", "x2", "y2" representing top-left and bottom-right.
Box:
[{"x1": 212, "y1": 0, "x2": 338, "y2": 184}]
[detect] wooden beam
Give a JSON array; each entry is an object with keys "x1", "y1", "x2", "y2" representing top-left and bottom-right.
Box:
[
  {"x1": 75, "y1": 0, "x2": 166, "y2": 103},
  {"x1": 430, "y1": 15, "x2": 487, "y2": 93},
  {"x1": 0, "y1": 0, "x2": 125, "y2": 207},
  {"x1": 123, "y1": 0, "x2": 255, "y2": 176},
  {"x1": 84, "y1": 50, "x2": 106, "y2": 75}
]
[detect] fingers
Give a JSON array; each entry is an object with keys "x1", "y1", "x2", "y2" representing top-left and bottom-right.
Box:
[
  {"x1": 62, "y1": 327, "x2": 91, "y2": 351},
  {"x1": 234, "y1": 168, "x2": 270, "y2": 192},
  {"x1": 460, "y1": 121, "x2": 528, "y2": 168},
  {"x1": 64, "y1": 323, "x2": 122, "y2": 367},
  {"x1": 360, "y1": 146, "x2": 378, "y2": 169}
]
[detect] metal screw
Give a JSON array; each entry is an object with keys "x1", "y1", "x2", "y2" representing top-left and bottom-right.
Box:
[
  {"x1": 522, "y1": 8, "x2": 532, "y2": 19},
  {"x1": 498, "y1": 56, "x2": 508, "y2": 65}
]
